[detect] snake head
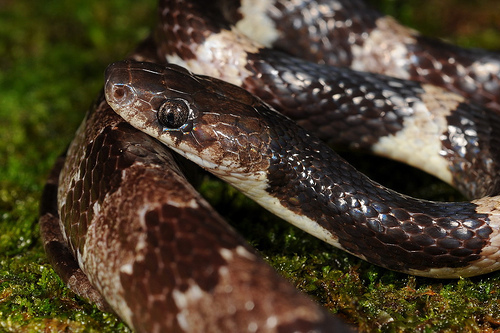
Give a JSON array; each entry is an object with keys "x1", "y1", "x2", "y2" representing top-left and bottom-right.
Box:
[{"x1": 104, "y1": 60, "x2": 271, "y2": 176}]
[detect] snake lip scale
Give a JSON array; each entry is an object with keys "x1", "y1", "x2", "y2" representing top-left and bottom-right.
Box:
[{"x1": 40, "y1": 0, "x2": 500, "y2": 332}]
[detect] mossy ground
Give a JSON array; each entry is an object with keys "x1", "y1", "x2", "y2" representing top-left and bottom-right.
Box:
[{"x1": 1, "y1": 0, "x2": 499, "y2": 332}]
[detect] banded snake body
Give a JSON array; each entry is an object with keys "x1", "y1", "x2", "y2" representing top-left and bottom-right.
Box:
[{"x1": 39, "y1": 0, "x2": 500, "y2": 332}]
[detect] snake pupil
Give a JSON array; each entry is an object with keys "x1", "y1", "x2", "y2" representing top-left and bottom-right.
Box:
[{"x1": 157, "y1": 99, "x2": 190, "y2": 129}]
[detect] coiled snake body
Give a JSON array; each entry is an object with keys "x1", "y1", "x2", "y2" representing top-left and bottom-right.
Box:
[{"x1": 39, "y1": 0, "x2": 500, "y2": 332}]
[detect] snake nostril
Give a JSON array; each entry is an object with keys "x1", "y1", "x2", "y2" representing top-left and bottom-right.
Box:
[
  {"x1": 114, "y1": 86, "x2": 126, "y2": 100},
  {"x1": 111, "y1": 84, "x2": 135, "y2": 105}
]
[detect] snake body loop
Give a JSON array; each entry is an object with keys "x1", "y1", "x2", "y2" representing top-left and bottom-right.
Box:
[
  {"x1": 104, "y1": 60, "x2": 500, "y2": 279},
  {"x1": 217, "y1": 0, "x2": 500, "y2": 111},
  {"x1": 40, "y1": 0, "x2": 500, "y2": 332},
  {"x1": 156, "y1": 0, "x2": 500, "y2": 200},
  {"x1": 40, "y1": 40, "x2": 353, "y2": 332}
]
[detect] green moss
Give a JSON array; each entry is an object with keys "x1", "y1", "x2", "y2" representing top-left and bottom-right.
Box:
[{"x1": 2, "y1": 0, "x2": 500, "y2": 331}]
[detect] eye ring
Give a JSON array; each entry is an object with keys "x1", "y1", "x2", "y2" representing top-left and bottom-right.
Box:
[{"x1": 157, "y1": 99, "x2": 190, "y2": 129}]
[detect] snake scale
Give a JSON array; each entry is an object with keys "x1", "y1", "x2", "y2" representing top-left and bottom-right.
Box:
[{"x1": 39, "y1": 0, "x2": 500, "y2": 332}]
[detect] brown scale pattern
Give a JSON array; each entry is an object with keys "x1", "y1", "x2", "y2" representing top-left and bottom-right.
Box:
[
  {"x1": 242, "y1": 49, "x2": 424, "y2": 148},
  {"x1": 233, "y1": 0, "x2": 500, "y2": 111},
  {"x1": 103, "y1": 59, "x2": 500, "y2": 276},
  {"x1": 406, "y1": 37, "x2": 500, "y2": 111},
  {"x1": 260, "y1": 105, "x2": 494, "y2": 273},
  {"x1": 43, "y1": 92, "x2": 352, "y2": 331},
  {"x1": 442, "y1": 101, "x2": 500, "y2": 197},
  {"x1": 222, "y1": 0, "x2": 382, "y2": 66},
  {"x1": 157, "y1": 0, "x2": 500, "y2": 199},
  {"x1": 60, "y1": 119, "x2": 135, "y2": 256}
]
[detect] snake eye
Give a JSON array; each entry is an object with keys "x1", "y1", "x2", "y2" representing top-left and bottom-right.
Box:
[{"x1": 157, "y1": 99, "x2": 190, "y2": 129}]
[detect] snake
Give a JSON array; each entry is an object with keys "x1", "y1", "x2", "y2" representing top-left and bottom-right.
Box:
[
  {"x1": 39, "y1": 0, "x2": 500, "y2": 332},
  {"x1": 39, "y1": 40, "x2": 351, "y2": 332}
]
